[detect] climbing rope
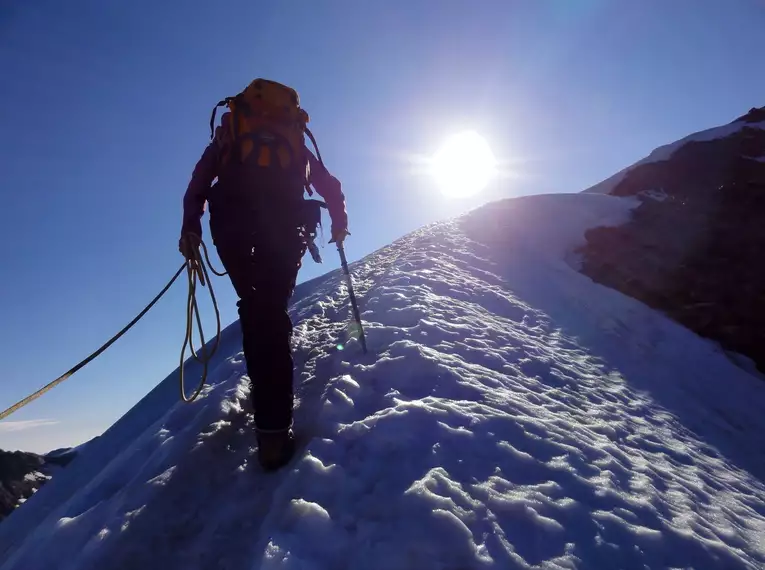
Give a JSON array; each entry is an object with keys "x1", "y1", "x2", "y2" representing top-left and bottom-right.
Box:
[
  {"x1": 0, "y1": 239, "x2": 225, "y2": 422},
  {"x1": 179, "y1": 236, "x2": 226, "y2": 402}
]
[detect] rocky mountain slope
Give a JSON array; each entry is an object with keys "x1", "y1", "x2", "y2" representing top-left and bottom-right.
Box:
[
  {"x1": 579, "y1": 106, "x2": 765, "y2": 374},
  {"x1": 0, "y1": 450, "x2": 49, "y2": 522},
  {"x1": 0, "y1": 448, "x2": 79, "y2": 523}
]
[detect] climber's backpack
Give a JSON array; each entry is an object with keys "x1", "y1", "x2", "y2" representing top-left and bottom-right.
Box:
[
  {"x1": 209, "y1": 79, "x2": 324, "y2": 182},
  {"x1": 209, "y1": 79, "x2": 327, "y2": 253}
]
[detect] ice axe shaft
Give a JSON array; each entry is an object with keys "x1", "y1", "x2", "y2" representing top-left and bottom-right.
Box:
[{"x1": 337, "y1": 243, "x2": 368, "y2": 354}]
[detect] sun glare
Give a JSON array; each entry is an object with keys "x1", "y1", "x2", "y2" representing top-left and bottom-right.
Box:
[{"x1": 431, "y1": 131, "x2": 497, "y2": 198}]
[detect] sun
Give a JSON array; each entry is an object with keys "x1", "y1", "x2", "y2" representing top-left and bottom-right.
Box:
[{"x1": 431, "y1": 131, "x2": 497, "y2": 198}]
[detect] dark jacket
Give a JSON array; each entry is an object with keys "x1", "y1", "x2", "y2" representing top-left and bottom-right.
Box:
[{"x1": 181, "y1": 116, "x2": 348, "y2": 239}]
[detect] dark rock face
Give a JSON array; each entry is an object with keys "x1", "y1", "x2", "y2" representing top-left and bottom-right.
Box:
[
  {"x1": 579, "y1": 110, "x2": 765, "y2": 373},
  {"x1": 734, "y1": 106, "x2": 765, "y2": 124},
  {"x1": 0, "y1": 450, "x2": 47, "y2": 523},
  {"x1": 0, "y1": 445, "x2": 81, "y2": 523}
]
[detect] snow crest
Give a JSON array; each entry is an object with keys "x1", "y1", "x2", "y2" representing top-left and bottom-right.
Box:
[
  {"x1": 2, "y1": 193, "x2": 765, "y2": 570},
  {"x1": 584, "y1": 119, "x2": 765, "y2": 195}
]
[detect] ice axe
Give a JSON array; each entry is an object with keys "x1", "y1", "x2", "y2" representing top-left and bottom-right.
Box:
[{"x1": 336, "y1": 243, "x2": 368, "y2": 354}]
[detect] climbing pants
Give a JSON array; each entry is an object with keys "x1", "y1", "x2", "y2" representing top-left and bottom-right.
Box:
[{"x1": 211, "y1": 216, "x2": 305, "y2": 432}]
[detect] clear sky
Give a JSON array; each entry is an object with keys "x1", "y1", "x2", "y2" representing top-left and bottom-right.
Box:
[{"x1": 2, "y1": 0, "x2": 764, "y2": 453}]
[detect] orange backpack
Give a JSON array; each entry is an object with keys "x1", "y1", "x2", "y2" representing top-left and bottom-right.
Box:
[{"x1": 209, "y1": 79, "x2": 324, "y2": 177}]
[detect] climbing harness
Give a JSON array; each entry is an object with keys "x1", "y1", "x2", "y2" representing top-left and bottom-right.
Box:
[{"x1": 0, "y1": 239, "x2": 224, "y2": 422}]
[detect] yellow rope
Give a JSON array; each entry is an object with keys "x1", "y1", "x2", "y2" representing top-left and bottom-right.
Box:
[
  {"x1": 0, "y1": 264, "x2": 185, "y2": 421},
  {"x1": 179, "y1": 237, "x2": 227, "y2": 403},
  {"x1": 0, "y1": 238, "x2": 226, "y2": 421}
]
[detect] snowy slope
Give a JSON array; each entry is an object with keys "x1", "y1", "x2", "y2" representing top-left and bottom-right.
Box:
[
  {"x1": 2, "y1": 193, "x2": 765, "y2": 569},
  {"x1": 583, "y1": 119, "x2": 765, "y2": 195}
]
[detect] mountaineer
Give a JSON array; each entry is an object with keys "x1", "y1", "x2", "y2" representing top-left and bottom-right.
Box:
[{"x1": 180, "y1": 79, "x2": 348, "y2": 470}]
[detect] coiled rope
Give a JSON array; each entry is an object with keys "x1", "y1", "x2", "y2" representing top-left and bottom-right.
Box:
[
  {"x1": 0, "y1": 238, "x2": 225, "y2": 422},
  {"x1": 179, "y1": 236, "x2": 226, "y2": 402}
]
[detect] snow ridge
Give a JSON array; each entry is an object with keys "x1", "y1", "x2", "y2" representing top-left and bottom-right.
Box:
[
  {"x1": 2, "y1": 194, "x2": 765, "y2": 569},
  {"x1": 583, "y1": 119, "x2": 765, "y2": 195}
]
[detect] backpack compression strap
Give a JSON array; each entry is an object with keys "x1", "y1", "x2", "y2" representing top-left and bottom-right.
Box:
[
  {"x1": 209, "y1": 98, "x2": 233, "y2": 140},
  {"x1": 304, "y1": 126, "x2": 324, "y2": 167}
]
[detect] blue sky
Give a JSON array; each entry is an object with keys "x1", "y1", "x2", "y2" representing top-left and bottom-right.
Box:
[{"x1": 2, "y1": 0, "x2": 764, "y2": 453}]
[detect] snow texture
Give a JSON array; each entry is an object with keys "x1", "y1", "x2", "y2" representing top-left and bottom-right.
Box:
[
  {"x1": 583, "y1": 119, "x2": 765, "y2": 195},
  {"x1": 2, "y1": 193, "x2": 765, "y2": 570},
  {"x1": 21, "y1": 472, "x2": 47, "y2": 483}
]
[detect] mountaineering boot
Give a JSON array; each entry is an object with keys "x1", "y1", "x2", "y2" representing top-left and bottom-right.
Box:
[{"x1": 257, "y1": 428, "x2": 296, "y2": 471}]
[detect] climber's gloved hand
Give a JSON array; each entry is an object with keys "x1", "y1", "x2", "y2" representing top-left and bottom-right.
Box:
[
  {"x1": 329, "y1": 226, "x2": 350, "y2": 245},
  {"x1": 179, "y1": 232, "x2": 201, "y2": 261}
]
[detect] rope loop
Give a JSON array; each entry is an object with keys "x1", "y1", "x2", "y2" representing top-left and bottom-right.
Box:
[
  {"x1": 0, "y1": 238, "x2": 226, "y2": 421},
  {"x1": 179, "y1": 236, "x2": 227, "y2": 403}
]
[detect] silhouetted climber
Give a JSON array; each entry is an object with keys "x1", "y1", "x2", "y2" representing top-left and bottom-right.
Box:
[{"x1": 179, "y1": 79, "x2": 348, "y2": 471}]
